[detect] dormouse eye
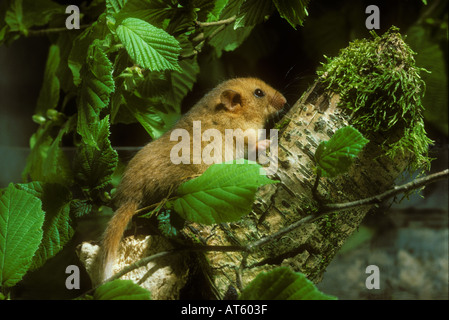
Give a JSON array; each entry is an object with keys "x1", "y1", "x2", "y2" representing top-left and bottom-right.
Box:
[{"x1": 254, "y1": 88, "x2": 265, "y2": 98}]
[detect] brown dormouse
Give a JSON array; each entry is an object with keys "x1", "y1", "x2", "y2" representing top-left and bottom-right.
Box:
[{"x1": 98, "y1": 77, "x2": 286, "y2": 281}]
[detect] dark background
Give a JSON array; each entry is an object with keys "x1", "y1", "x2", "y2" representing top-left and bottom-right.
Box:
[{"x1": 0, "y1": 0, "x2": 447, "y2": 299}]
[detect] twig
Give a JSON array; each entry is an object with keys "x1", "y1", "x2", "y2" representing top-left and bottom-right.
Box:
[
  {"x1": 135, "y1": 185, "x2": 177, "y2": 216},
  {"x1": 311, "y1": 168, "x2": 322, "y2": 200},
  {"x1": 26, "y1": 24, "x2": 90, "y2": 36},
  {"x1": 180, "y1": 16, "x2": 237, "y2": 60},
  {"x1": 195, "y1": 16, "x2": 237, "y2": 28},
  {"x1": 248, "y1": 169, "x2": 448, "y2": 251},
  {"x1": 320, "y1": 169, "x2": 448, "y2": 214},
  {"x1": 236, "y1": 252, "x2": 249, "y2": 291},
  {"x1": 247, "y1": 214, "x2": 316, "y2": 252},
  {"x1": 207, "y1": 24, "x2": 227, "y2": 41},
  {"x1": 179, "y1": 50, "x2": 200, "y2": 60}
]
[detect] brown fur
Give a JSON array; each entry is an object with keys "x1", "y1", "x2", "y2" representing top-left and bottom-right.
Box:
[{"x1": 98, "y1": 78, "x2": 286, "y2": 281}]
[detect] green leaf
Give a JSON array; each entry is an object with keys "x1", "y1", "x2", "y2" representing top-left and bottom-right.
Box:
[
  {"x1": 192, "y1": 0, "x2": 216, "y2": 21},
  {"x1": 272, "y1": 0, "x2": 309, "y2": 29},
  {"x1": 163, "y1": 4, "x2": 196, "y2": 35},
  {"x1": 115, "y1": 0, "x2": 172, "y2": 27},
  {"x1": 106, "y1": 0, "x2": 127, "y2": 15},
  {"x1": 0, "y1": 184, "x2": 45, "y2": 288},
  {"x1": 22, "y1": 119, "x2": 74, "y2": 185},
  {"x1": 168, "y1": 53, "x2": 200, "y2": 113},
  {"x1": 124, "y1": 95, "x2": 167, "y2": 139},
  {"x1": 151, "y1": 34, "x2": 200, "y2": 115},
  {"x1": 70, "y1": 199, "x2": 93, "y2": 219},
  {"x1": 68, "y1": 14, "x2": 110, "y2": 87},
  {"x1": 4, "y1": 0, "x2": 26, "y2": 35},
  {"x1": 136, "y1": 71, "x2": 170, "y2": 99},
  {"x1": 167, "y1": 161, "x2": 278, "y2": 225},
  {"x1": 77, "y1": 43, "x2": 115, "y2": 149},
  {"x1": 207, "y1": 0, "x2": 254, "y2": 57},
  {"x1": 157, "y1": 210, "x2": 182, "y2": 238},
  {"x1": 206, "y1": 0, "x2": 228, "y2": 21},
  {"x1": 236, "y1": 0, "x2": 274, "y2": 27},
  {"x1": 315, "y1": 126, "x2": 369, "y2": 178},
  {"x1": 55, "y1": 32, "x2": 78, "y2": 94},
  {"x1": 214, "y1": 0, "x2": 243, "y2": 21},
  {"x1": 110, "y1": 69, "x2": 178, "y2": 138},
  {"x1": 239, "y1": 267, "x2": 337, "y2": 300},
  {"x1": 36, "y1": 44, "x2": 60, "y2": 116},
  {"x1": 4, "y1": 0, "x2": 63, "y2": 36},
  {"x1": 74, "y1": 115, "x2": 118, "y2": 198},
  {"x1": 94, "y1": 279, "x2": 151, "y2": 300},
  {"x1": 116, "y1": 18, "x2": 181, "y2": 72},
  {"x1": 407, "y1": 25, "x2": 448, "y2": 136},
  {"x1": 15, "y1": 182, "x2": 74, "y2": 271}
]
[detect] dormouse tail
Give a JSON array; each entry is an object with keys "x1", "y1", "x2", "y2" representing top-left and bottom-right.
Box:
[{"x1": 98, "y1": 202, "x2": 138, "y2": 282}]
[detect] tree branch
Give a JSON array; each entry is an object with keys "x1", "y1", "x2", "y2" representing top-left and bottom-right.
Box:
[
  {"x1": 79, "y1": 244, "x2": 246, "y2": 298},
  {"x1": 104, "y1": 244, "x2": 246, "y2": 286}
]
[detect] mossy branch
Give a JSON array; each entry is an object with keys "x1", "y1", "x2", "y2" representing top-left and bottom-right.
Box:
[{"x1": 317, "y1": 26, "x2": 433, "y2": 173}]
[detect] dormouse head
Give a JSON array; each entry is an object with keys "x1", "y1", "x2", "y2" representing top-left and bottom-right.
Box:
[{"x1": 215, "y1": 78, "x2": 286, "y2": 127}]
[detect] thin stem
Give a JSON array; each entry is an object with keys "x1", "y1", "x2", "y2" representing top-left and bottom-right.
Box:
[
  {"x1": 179, "y1": 16, "x2": 237, "y2": 59},
  {"x1": 206, "y1": 24, "x2": 227, "y2": 40},
  {"x1": 311, "y1": 168, "x2": 322, "y2": 200},
  {"x1": 196, "y1": 16, "x2": 237, "y2": 28},
  {"x1": 320, "y1": 169, "x2": 448, "y2": 214},
  {"x1": 27, "y1": 24, "x2": 90, "y2": 37},
  {"x1": 179, "y1": 50, "x2": 199, "y2": 60},
  {"x1": 135, "y1": 185, "x2": 177, "y2": 216},
  {"x1": 236, "y1": 252, "x2": 249, "y2": 291},
  {"x1": 247, "y1": 214, "x2": 315, "y2": 252}
]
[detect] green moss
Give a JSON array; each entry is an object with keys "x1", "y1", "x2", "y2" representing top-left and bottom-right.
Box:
[
  {"x1": 317, "y1": 212, "x2": 339, "y2": 238},
  {"x1": 317, "y1": 26, "x2": 433, "y2": 173},
  {"x1": 297, "y1": 195, "x2": 319, "y2": 215},
  {"x1": 274, "y1": 117, "x2": 291, "y2": 131}
]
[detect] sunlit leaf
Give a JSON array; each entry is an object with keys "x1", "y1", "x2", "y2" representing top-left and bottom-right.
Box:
[
  {"x1": 116, "y1": 18, "x2": 181, "y2": 72},
  {"x1": 168, "y1": 161, "x2": 277, "y2": 225}
]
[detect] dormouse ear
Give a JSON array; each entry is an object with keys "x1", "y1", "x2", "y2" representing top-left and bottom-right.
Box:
[{"x1": 220, "y1": 89, "x2": 242, "y2": 111}]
